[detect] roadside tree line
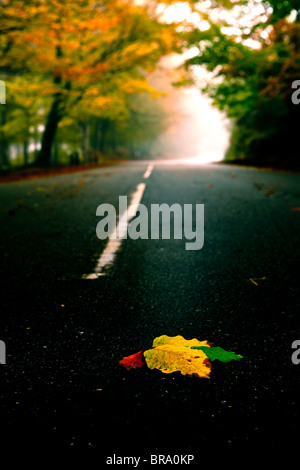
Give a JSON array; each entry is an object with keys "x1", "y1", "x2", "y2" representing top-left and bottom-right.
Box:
[{"x1": 0, "y1": 0, "x2": 299, "y2": 170}]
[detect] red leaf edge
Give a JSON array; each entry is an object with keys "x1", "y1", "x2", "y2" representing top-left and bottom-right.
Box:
[{"x1": 119, "y1": 350, "x2": 146, "y2": 370}]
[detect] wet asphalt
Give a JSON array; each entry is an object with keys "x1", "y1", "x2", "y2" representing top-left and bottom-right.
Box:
[{"x1": 0, "y1": 160, "x2": 300, "y2": 463}]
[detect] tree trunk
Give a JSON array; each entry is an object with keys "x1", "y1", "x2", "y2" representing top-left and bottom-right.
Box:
[
  {"x1": 111, "y1": 121, "x2": 117, "y2": 154},
  {"x1": 99, "y1": 118, "x2": 109, "y2": 153},
  {"x1": 34, "y1": 127, "x2": 39, "y2": 161},
  {"x1": 23, "y1": 140, "x2": 29, "y2": 166},
  {"x1": 53, "y1": 138, "x2": 59, "y2": 164},
  {"x1": 36, "y1": 93, "x2": 63, "y2": 167},
  {"x1": 36, "y1": 45, "x2": 68, "y2": 167},
  {"x1": 92, "y1": 118, "x2": 99, "y2": 151},
  {"x1": 80, "y1": 118, "x2": 90, "y2": 160},
  {"x1": 0, "y1": 105, "x2": 10, "y2": 169}
]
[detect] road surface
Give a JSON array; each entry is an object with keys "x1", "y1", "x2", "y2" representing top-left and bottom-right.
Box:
[{"x1": 0, "y1": 159, "x2": 299, "y2": 461}]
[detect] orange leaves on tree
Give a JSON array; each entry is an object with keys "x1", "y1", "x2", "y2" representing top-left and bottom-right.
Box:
[
  {"x1": 22, "y1": 32, "x2": 49, "y2": 48},
  {"x1": 55, "y1": 63, "x2": 111, "y2": 83},
  {"x1": 76, "y1": 17, "x2": 119, "y2": 33}
]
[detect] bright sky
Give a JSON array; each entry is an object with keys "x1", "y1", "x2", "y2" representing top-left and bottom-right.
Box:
[{"x1": 156, "y1": 0, "x2": 271, "y2": 48}]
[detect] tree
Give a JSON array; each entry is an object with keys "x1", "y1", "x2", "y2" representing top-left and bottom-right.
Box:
[
  {"x1": 0, "y1": 0, "x2": 181, "y2": 166},
  {"x1": 183, "y1": 0, "x2": 300, "y2": 167}
]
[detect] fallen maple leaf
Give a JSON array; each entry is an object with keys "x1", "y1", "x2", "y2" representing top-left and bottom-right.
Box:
[
  {"x1": 119, "y1": 350, "x2": 145, "y2": 370},
  {"x1": 119, "y1": 336, "x2": 243, "y2": 379},
  {"x1": 143, "y1": 335, "x2": 212, "y2": 378}
]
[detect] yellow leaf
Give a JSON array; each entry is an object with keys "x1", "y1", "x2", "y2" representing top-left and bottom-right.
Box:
[{"x1": 144, "y1": 335, "x2": 211, "y2": 378}]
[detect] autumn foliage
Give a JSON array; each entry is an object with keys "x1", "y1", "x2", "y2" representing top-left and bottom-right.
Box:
[
  {"x1": 184, "y1": 0, "x2": 300, "y2": 168},
  {"x1": 0, "y1": 0, "x2": 179, "y2": 168},
  {"x1": 119, "y1": 335, "x2": 243, "y2": 379}
]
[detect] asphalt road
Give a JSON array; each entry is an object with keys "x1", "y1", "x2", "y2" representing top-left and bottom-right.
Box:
[{"x1": 0, "y1": 159, "x2": 300, "y2": 462}]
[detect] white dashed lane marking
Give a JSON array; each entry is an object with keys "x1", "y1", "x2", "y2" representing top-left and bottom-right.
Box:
[{"x1": 83, "y1": 183, "x2": 147, "y2": 278}]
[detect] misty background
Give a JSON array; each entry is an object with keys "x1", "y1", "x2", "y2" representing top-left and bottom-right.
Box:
[{"x1": 148, "y1": 53, "x2": 230, "y2": 162}]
